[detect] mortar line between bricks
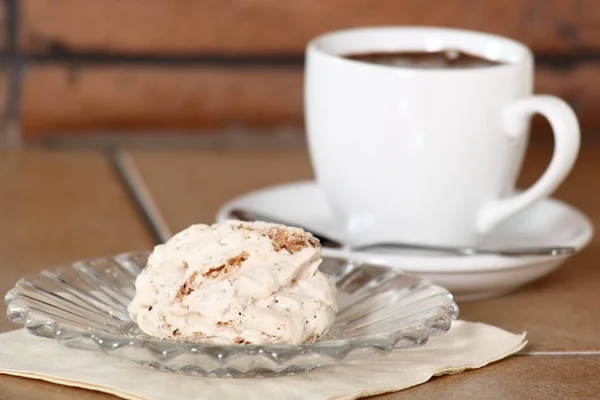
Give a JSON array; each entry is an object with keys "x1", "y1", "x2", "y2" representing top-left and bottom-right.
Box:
[
  {"x1": 1, "y1": 0, "x2": 22, "y2": 146},
  {"x1": 3, "y1": 61, "x2": 24, "y2": 145},
  {"x1": 4, "y1": 0, "x2": 16, "y2": 55},
  {"x1": 0, "y1": 52, "x2": 587, "y2": 70},
  {"x1": 18, "y1": 53, "x2": 600, "y2": 70},
  {"x1": 23, "y1": 53, "x2": 306, "y2": 68}
]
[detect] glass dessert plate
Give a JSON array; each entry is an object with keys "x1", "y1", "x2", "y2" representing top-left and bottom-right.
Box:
[{"x1": 5, "y1": 252, "x2": 458, "y2": 378}]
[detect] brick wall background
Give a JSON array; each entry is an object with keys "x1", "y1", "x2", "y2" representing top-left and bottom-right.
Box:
[{"x1": 0, "y1": 0, "x2": 598, "y2": 143}]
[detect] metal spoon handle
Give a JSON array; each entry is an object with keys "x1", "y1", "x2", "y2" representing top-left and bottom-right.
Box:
[
  {"x1": 228, "y1": 208, "x2": 575, "y2": 257},
  {"x1": 355, "y1": 242, "x2": 575, "y2": 257}
]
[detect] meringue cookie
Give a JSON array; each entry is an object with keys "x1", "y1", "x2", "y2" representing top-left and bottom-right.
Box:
[{"x1": 127, "y1": 220, "x2": 338, "y2": 345}]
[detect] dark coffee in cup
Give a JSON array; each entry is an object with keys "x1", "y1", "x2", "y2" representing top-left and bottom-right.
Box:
[{"x1": 344, "y1": 50, "x2": 503, "y2": 69}]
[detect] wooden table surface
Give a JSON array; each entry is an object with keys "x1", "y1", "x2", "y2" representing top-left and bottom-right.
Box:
[{"x1": 0, "y1": 145, "x2": 599, "y2": 399}]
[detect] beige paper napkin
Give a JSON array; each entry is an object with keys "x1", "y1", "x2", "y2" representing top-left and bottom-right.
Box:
[{"x1": 0, "y1": 321, "x2": 526, "y2": 400}]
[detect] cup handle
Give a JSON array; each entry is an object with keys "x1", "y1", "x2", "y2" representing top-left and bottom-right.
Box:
[{"x1": 476, "y1": 95, "x2": 580, "y2": 234}]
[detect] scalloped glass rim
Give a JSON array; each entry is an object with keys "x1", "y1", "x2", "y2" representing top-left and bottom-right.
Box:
[{"x1": 5, "y1": 251, "x2": 459, "y2": 377}]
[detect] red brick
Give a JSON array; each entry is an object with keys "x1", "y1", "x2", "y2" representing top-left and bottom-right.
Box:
[
  {"x1": 20, "y1": 0, "x2": 600, "y2": 55},
  {"x1": 21, "y1": 66, "x2": 303, "y2": 138},
  {"x1": 536, "y1": 64, "x2": 600, "y2": 134}
]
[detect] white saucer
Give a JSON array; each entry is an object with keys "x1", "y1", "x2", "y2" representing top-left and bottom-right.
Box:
[{"x1": 216, "y1": 181, "x2": 594, "y2": 301}]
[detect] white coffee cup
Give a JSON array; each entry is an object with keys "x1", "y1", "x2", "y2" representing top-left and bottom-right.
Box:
[{"x1": 305, "y1": 27, "x2": 580, "y2": 247}]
